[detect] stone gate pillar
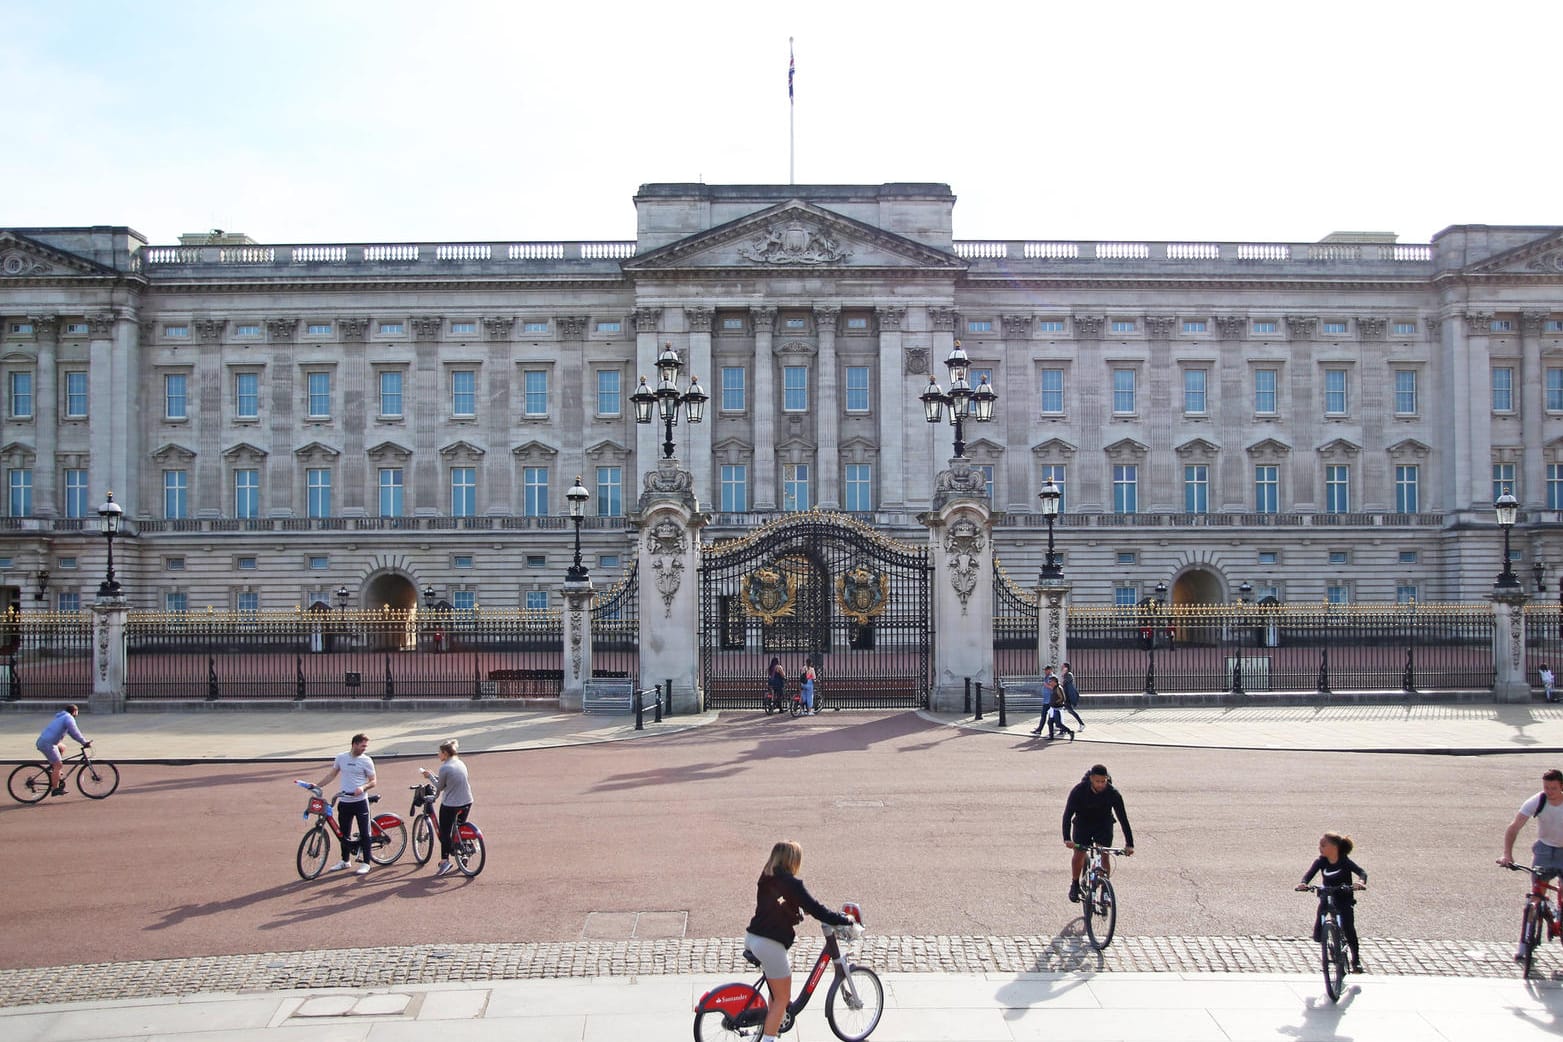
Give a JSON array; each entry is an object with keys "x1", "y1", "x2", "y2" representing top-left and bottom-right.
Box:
[
  {"x1": 631, "y1": 458, "x2": 709, "y2": 713},
  {"x1": 922, "y1": 459, "x2": 996, "y2": 712},
  {"x1": 90, "y1": 598, "x2": 128, "y2": 713},
  {"x1": 1037, "y1": 578, "x2": 1071, "y2": 676},
  {"x1": 559, "y1": 576, "x2": 594, "y2": 712},
  {"x1": 1492, "y1": 589, "x2": 1530, "y2": 703}
]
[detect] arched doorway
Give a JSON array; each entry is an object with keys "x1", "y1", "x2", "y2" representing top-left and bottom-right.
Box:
[
  {"x1": 1170, "y1": 567, "x2": 1224, "y2": 607},
  {"x1": 362, "y1": 572, "x2": 419, "y2": 650}
]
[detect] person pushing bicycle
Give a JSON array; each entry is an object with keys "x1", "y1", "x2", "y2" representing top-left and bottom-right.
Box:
[
  {"x1": 35, "y1": 703, "x2": 89, "y2": 797},
  {"x1": 417, "y1": 737, "x2": 473, "y2": 878},
  {"x1": 317, "y1": 732, "x2": 377, "y2": 876},
  {"x1": 1062, "y1": 764, "x2": 1134, "y2": 903},
  {"x1": 1498, "y1": 768, "x2": 1563, "y2": 956}
]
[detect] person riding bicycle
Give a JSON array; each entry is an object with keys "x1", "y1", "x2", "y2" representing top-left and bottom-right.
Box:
[
  {"x1": 1062, "y1": 764, "x2": 1134, "y2": 903},
  {"x1": 35, "y1": 703, "x2": 89, "y2": 797},
  {"x1": 1498, "y1": 768, "x2": 1563, "y2": 956},
  {"x1": 317, "y1": 732, "x2": 376, "y2": 876},
  {"x1": 418, "y1": 737, "x2": 473, "y2": 877},
  {"x1": 1295, "y1": 831, "x2": 1368, "y2": 973},
  {"x1": 744, "y1": 840, "x2": 858, "y2": 1042}
]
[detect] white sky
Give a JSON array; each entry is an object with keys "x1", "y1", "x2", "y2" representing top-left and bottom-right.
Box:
[{"x1": 5, "y1": 0, "x2": 1558, "y2": 247}]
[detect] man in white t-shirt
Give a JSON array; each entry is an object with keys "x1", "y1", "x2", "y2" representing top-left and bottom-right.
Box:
[
  {"x1": 1499, "y1": 768, "x2": 1563, "y2": 956},
  {"x1": 317, "y1": 733, "x2": 376, "y2": 876}
]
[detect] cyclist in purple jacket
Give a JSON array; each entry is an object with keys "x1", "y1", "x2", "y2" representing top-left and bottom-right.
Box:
[{"x1": 35, "y1": 703, "x2": 90, "y2": 797}]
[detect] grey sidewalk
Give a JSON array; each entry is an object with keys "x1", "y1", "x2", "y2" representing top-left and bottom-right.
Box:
[{"x1": 4, "y1": 971, "x2": 1560, "y2": 1041}]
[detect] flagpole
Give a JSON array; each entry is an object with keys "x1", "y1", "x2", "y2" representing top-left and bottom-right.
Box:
[{"x1": 788, "y1": 37, "x2": 795, "y2": 185}]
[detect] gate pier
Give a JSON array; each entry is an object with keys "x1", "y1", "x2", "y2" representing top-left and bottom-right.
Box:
[
  {"x1": 631, "y1": 458, "x2": 708, "y2": 713},
  {"x1": 924, "y1": 459, "x2": 996, "y2": 712}
]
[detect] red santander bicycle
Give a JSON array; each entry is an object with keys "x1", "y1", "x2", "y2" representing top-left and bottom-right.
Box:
[
  {"x1": 293, "y1": 781, "x2": 408, "y2": 879},
  {"x1": 693, "y1": 902, "x2": 883, "y2": 1041}
]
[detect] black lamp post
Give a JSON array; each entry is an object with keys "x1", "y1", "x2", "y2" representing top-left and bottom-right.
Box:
[
  {"x1": 631, "y1": 342, "x2": 708, "y2": 460},
  {"x1": 1231, "y1": 580, "x2": 1252, "y2": 696},
  {"x1": 336, "y1": 585, "x2": 349, "y2": 613},
  {"x1": 33, "y1": 568, "x2": 49, "y2": 603},
  {"x1": 919, "y1": 339, "x2": 997, "y2": 460},
  {"x1": 1145, "y1": 580, "x2": 1168, "y2": 697},
  {"x1": 566, "y1": 475, "x2": 591, "y2": 582},
  {"x1": 1495, "y1": 487, "x2": 1521, "y2": 589},
  {"x1": 97, "y1": 491, "x2": 122, "y2": 598},
  {"x1": 1037, "y1": 478, "x2": 1062, "y2": 581},
  {"x1": 1534, "y1": 560, "x2": 1547, "y2": 593}
]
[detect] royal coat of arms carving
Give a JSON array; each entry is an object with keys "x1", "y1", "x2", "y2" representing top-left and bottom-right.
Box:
[
  {"x1": 836, "y1": 563, "x2": 890, "y2": 625},
  {"x1": 737, "y1": 219, "x2": 851, "y2": 265},
  {"x1": 741, "y1": 565, "x2": 798, "y2": 624}
]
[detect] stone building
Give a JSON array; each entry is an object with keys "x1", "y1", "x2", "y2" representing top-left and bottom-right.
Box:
[{"x1": 0, "y1": 183, "x2": 1560, "y2": 613}]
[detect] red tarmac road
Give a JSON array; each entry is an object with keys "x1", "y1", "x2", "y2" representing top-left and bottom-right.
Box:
[{"x1": 0, "y1": 711, "x2": 1546, "y2": 970}]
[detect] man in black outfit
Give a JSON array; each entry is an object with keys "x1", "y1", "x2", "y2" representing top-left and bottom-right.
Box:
[{"x1": 1062, "y1": 763, "x2": 1135, "y2": 902}]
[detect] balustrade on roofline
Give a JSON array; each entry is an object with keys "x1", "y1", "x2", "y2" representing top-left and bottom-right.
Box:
[
  {"x1": 140, "y1": 240, "x2": 639, "y2": 268},
  {"x1": 952, "y1": 239, "x2": 1432, "y2": 264}
]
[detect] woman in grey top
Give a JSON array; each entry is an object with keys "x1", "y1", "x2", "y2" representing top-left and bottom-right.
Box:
[{"x1": 418, "y1": 738, "x2": 473, "y2": 877}]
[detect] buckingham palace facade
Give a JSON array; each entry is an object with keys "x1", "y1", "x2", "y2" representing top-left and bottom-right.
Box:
[{"x1": 1, "y1": 181, "x2": 1561, "y2": 614}]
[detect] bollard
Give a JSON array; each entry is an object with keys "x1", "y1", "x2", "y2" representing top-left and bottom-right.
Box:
[
  {"x1": 654, "y1": 684, "x2": 663, "y2": 723},
  {"x1": 975, "y1": 681, "x2": 983, "y2": 721},
  {"x1": 663, "y1": 676, "x2": 673, "y2": 717},
  {"x1": 964, "y1": 676, "x2": 971, "y2": 715},
  {"x1": 666, "y1": 677, "x2": 673, "y2": 718},
  {"x1": 634, "y1": 687, "x2": 645, "y2": 730},
  {"x1": 998, "y1": 683, "x2": 1007, "y2": 727}
]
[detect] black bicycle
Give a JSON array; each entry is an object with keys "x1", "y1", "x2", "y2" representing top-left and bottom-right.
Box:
[
  {"x1": 1503, "y1": 862, "x2": 1561, "y2": 979},
  {"x1": 1078, "y1": 843, "x2": 1125, "y2": 949},
  {"x1": 8, "y1": 743, "x2": 119, "y2": 804},
  {"x1": 1299, "y1": 883, "x2": 1363, "y2": 1001}
]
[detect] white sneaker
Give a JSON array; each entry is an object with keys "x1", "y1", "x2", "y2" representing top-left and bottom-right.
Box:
[
  {"x1": 328, "y1": 860, "x2": 350, "y2": 872},
  {"x1": 355, "y1": 862, "x2": 371, "y2": 875}
]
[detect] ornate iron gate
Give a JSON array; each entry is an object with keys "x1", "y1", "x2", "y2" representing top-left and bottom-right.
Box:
[
  {"x1": 590, "y1": 562, "x2": 639, "y2": 686},
  {"x1": 700, "y1": 513, "x2": 932, "y2": 709}
]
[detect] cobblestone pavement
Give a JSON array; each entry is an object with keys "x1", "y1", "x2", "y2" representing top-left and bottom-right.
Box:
[{"x1": 0, "y1": 934, "x2": 1542, "y2": 1008}]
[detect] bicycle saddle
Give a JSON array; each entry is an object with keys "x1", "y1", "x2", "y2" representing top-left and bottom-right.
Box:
[{"x1": 742, "y1": 949, "x2": 761, "y2": 967}]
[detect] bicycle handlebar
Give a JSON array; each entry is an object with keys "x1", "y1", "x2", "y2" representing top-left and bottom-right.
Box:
[
  {"x1": 1502, "y1": 862, "x2": 1560, "y2": 880},
  {"x1": 1296, "y1": 883, "x2": 1365, "y2": 892}
]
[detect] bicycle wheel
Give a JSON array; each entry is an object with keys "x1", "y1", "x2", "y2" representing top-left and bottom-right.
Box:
[
  {"x1": 296, "y1": 824, "x2": 332, "y2": 880},
  {"x1": 1321, "y1": 921, "x2": 1347, "y2": 1000},
  {"x1": 412, "y1": 814, "x2": 435, "y2": 865},
  {"x1": 824, "y1": 965, "x2": 884, "y2": 1041},
  {"x1": 7, "y1": 762, "x2": 50, "y2": 804},
  {"x1": 1519, "y1": 901, "x2": 1543, "y2": 979},
  {"x1": 368, "y1": 820, "x2": 407, "y2": 865},
  {"x1": 454, "y1": 828, "x2": 486, "y2": 878},
  {"x1": 76, "y1": 760, "x2": 120, "y2": 799},
  {"x1": 1084, "y1": 876, "x2": 1117, "y2": 950},
  {"x1": 692, "y1": 1007, "x2": 762, "y2": 1041}
]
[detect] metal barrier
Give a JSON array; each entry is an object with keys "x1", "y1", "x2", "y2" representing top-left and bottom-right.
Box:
[{"x1": 0, "y1": 609, "x2": 94, "y2": 701}]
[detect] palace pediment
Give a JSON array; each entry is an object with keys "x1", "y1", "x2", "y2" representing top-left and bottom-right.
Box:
[
  {"x1": 1463, "y1": 228, "x2": 1563, "y2": 276},
  {"x1": 0, "y1": 231, "x2": 119, "y2": 279},
  {"x1": 622, "y1": 200, "x2": 965, "y2": 276}
]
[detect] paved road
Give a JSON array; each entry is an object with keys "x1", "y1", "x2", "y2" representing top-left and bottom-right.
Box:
[{"x1": 1, "y1": 710, "x2": 1554, "y2": 973}]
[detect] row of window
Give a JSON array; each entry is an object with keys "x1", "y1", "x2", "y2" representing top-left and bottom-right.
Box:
[
  {"x1": 1109, "y1": 582, "x2": 1422, "y2": 607},
  {"x1": 147, "y1": 319, "x2": 609, "y2": 340}
]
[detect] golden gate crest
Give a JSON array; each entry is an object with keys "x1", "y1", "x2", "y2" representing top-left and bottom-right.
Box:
[
  {"x1": 741, "y1": 566, "x2": 798, "y2": 624},
  {"x1": 836, "y1": 563, "x2": 890, "y2": 625}
]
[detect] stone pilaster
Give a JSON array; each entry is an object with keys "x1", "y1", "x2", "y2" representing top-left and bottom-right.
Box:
[
  {"x1": 814, "y1": 306, "x2": 840, "y2": 508},
  {"x1": 876, "y1": 307, "x2": 906, "y2": 510},
  {"x1": 1463, "y1": 312, "x2": 1495, "y2": 510},
  {"x1": 412, "y1": 315, "x2": 442, "y2": 511},
  {"x1": 31, "y1": 315, "x2": 58, "y2": 516},
  {"x1": 90, "y1": 599, "x2": 128, "y2": 713},
  {"x1": 559, "y1": 578, "x2": 595, "y2": 711},
  {"x1": 1522, "y1": 312, "x2": 1547, "y2": 510},
  {"x1": 751, "y1": 307, "x2": 777, "y2": 509},
  {"x1": 685, "y1": 307, "x2": 714, "y2": 509},
  {"x1": 922, "y1": 458, "x2": 996, "y2": 711},
  {"x1": 632, "y1": 458, "x2": 708, "y2": 712}
]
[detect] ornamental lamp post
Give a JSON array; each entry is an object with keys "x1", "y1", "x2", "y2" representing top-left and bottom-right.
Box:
[
  {"x1": 1037, "y1": 478, "x2": 1063, "y2": 581},
  {"x1": 97, "y1": 491, "x2": 123, "y2": 598},
  {"x1": 565, "y1": 475, "x2": 591, "y2": 582},
  {"x1": 1534, "y1": 560, "x2": 1547, "y2": 593},
  {"x1": 33, "y1": 568, "x2": 49, "y2": 603},
  {"x1": 917, "y1": 339, "x2": 996, "y2": 460},
  {"x1": 1495, "y1": 487, "x2": 1521, "y2": 589},
  {"x1": 336, "y1": 585, "x2": 350, "y2": 613},
  {"x1": 1232, "y1": 580, "x2": 1253, "y2": 696},
  {"x1": 1145, "y1": 579, "x2": 1168, "y2": 697},
  {"x1": 631, "y1": 342, "x2": 708, "y2": 460}
]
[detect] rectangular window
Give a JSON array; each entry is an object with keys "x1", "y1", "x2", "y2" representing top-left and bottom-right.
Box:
[
  {"x1": 307, "y1": 372, "x2": 331, "y2": 418},
  {"x1": 720, "y1": 367, "x2": 745, "y2": 411},
  {"x1": 453, "y1": 555, "x2": 474, "y2": 569},
  {"x1": 452, "y1": 590, "x2": 476, "y2": 613},
  {"x1": 378, "y1": 322, "x2": 404, "y2": 335},
  {"x1": 1114, "y1": 586, "x2": 1139, "y2": 607},
  {"x1": 1328, "y1": 551, "x2": 1349, "y2": 565},
  {"x1": 1549, "y1": 369, "x2": 1563, "y2": 412},
  {"x1": 1550, "y1": 464, "x2": 1563, "y2": 510},
  {"x1": 234, "y1": 469, "x2": 259, "y2": 519},
  {"x1": 1395, "y1": 464, "x2": 1419, "y2": 513},
  {"x1": 1393, "y1": 321, "x2": 1417, "y2": 336},
  {"x1": 845, "y1": 366, "x2": 870, "y2": 412},
  {"x1": 1040, "y1": 369, "x2": 1064, "y2": 414},
  {"x1": 163, "y1": 470, "x2": 188, "y2": 519},
  {"x1": 523, "y1": 467, "x2": 548, "y2": 517},
  {"x1": 1325, "y1": 465, "x2": 1350, "y2": 513},
  {"x1": 783, "y1": 366, "x2": 809, "y2": 412},
  {"x1": 595, "y1": 466, "x2": 623, "y2": 517},
  {"x1": 975, "y1": 464, "x2": 995, "y2": 502},
  {"x1": 234, "y1": 372, "x2": 258, "y2": 419},
  {"x1": 379, "y1": 370, "x2": 403, "y2": 417},
  {"x1": 451, "y1": 369, "x2": 476, "y2": 417},
  {"x1": 1493, "y1": 463, "x2": 1517, "y2": 503},
  {"x1": 1327, "y1": 584, "x2": 1349, "y2": 605},
  {"x1": 450, "y1": 321, "x2": 477, "y2": 335},
  {"x1": 845, "y1": 316, "x2": 868, "y2": 331},
  {"x1": 1183, "y1": 369, "x2": 1207, "y2": 414},
  {"x1": 450, "y1": 467, "x2": 476, "y2": 517},
  {"x1": 522, "y1": 320, "x2": 549, "y2": 334},
  {"x1": 163, "y1": 324, "x2": 189, "y2": 338},
  {"x1": 844, "y1": 463, "x2": 873, "y2": 511},
  {"x1": 1258, "y1": 550, "x2": 1279, "y2": 565},
  {"x1": 166, "y1": 592, "x2": 188, "y2": 613},
  {"x1": 237, "y1": 556, "x2": 258, "y2": 570},
  {"x1": 1547, "y1": 319, "x2": 1563, "y2": 333},
  {"x1": 1396, "y1": 584, "x2": 1419, "y2": 603},
  {"x1": 306, "y1": 323, "x2": 333, "y2": 336},
  {"x1": 722, "y1": 317, "x2": 745, "y2": 331},
  {"x1": 524, "y1": 370, "x2": 548, "y2": 417},
  {"x1": 784, "y1": 317, "x2": 807, "y2": 330},
  {"x1": 1112, "y1": 369, "x2": 1136, "y2": 414},
  {"x1": 1493, "y1": 366, "x2": 1515, "y2": 412},
  {"x1": 1491, "y1": 319, "x2": 1513, "y2": 333},
  {"x1": 1117, "y1": 551, "x2": 1137, "y2": 565},
  {"x1": 308, "y1": 555, "x2": 329, "y2": 570},
  {"x1": 65, "y1": 322, "x2": 90, "y2": 336},
  {"x1": 378, "y1": 468, "x2": 404, "y2": 517},
  {"x1": 64, "y1": 469, "x2": 88, "y2": 518},
  {"x1": 1399, "y1": 550, "x2": 1420, "y2": 564},
  {"x1": 596, "y1": 370, "x2": 621, "y2": 416},
  {"x1": 7, "y1": 468, "x2": 31, "y2": 516},
  {"x1": 1255, "y1": 465, "x2": 1279, "y2": 514},
  {"x1": 1037, "y1": 320, "x2": 1065, "y2": 333},
  {"x1": 1113, "y1": 464, "x2": 1138, "y2": 514},
  {"x1": 1394, "y1": 370, "x2": 1417, "y2": 415},
  {"x1": 1322, "y1": 321, "x2": 1348, "y2": 335},
  {"x1": 237, "y1": 591, "x2": 259, "y2": 614},
  {"x1": 1324, "y1": 368, "x2": 1347, "y2": 415},
  {"x1": 783, "y1": 463, "x2": 810, "y2": 512},
  {"x1": 62, "y1": 371, "x2": 88, "y2": 418},
  {"x1": 525, "y1": 554, "x2": 547, "y2": 568},
  {"x1": 525, "y1": 590, "x2": 549, "y2": 610},
  {"x1": 1183, "y1": 320, "x2": 1207, "y2": 334},
  {"x1": 1254, "y1": 368, "x2": 1278, "y2": 415},
  {"x1": 1183, "y1": 464, "x2": 1209, "y2": 514},
  {"x1": 163, "y1": 373, "x2": 185, "y2": 419},
  {"x1": 307, "y1": 469, "x2": 332, "y2": 518},
  {"x1": 595, "y1": 321, "x2": 621, "y2": 334},
  {"x1": 1040, "y1": 465, "x2": 1066, "y2": 512},
  {"x1": 598, "y1": 554, "x2": 620, "y2": 569},
  {"x1": 967, "y1": 320, "x2": 993, "y2": 333},
  {"x1": 1252, "y1": 320, "x2": 1278, "y2": 335},
  {"x1": 1111, "y1": 319, "x2": 1136, "y2": 333},
  {"x1": 58, "y1": 592, "x2": 80, "y2": 612},
  {"x1": 720, "y1": 464, "x2": 748, "y2": 512}
]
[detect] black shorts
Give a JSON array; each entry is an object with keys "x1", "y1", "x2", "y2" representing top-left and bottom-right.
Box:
[{"x1": 1071, "y1": 822, "x2": 1114, "y2": 848}]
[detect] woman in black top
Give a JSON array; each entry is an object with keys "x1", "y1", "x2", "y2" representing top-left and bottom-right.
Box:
[
  {"x1": 744, "y1": 840, "x2": 855, "y2": 1042},
  {"x1": 1295, "y1": 831, "x2": 1368, "y2": 972},
  {"x1": 766, "y1": 657, "x2": 786, "y2": 713}
]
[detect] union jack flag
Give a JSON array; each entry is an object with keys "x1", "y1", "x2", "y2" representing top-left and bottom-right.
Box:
[{"x1": 788, "y1": 45, "x2": 794, "y2": 101}]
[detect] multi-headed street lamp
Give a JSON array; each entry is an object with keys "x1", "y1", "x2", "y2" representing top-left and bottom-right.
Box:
[
  {"x1": 97, "y1": 491, "x2": 123, "y2": 598},
  {"x1": 1037, "y1": 478, "x2": 1063, "y2": 581},
  {"x1": 632, "y1": 342, "x2": 708, "y2": 460},
  {"x1": 1495, "y1": 487, "x2": 1521, "y2": 589},
  {"x1": 919, "y1": 339, "x2": 997, "y2": 460},
  {"x1": 566, "y1": 475, "x2": 591, "y2": 582}
]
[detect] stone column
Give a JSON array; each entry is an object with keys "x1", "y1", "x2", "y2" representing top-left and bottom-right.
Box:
[
  {"x1": 1144, "y1": 316, "x2": 1176, "y2": 509},
  {"x1": 411, "y1": 316, "x2": 443, "y2": 511},
  {"x1": 1491, "y1": 589, "x2": 1530, "y2": 702},
  {"x1": 685, "y1": 307, "x2": 715, "y2": 509},
  {"x1": 814, "y1": 306, "x2": 840, "y2": 508},
  {"x1": 90, "y1": 598, "x2": 128, "y2": 713},
  {"x1": 86, "y1": 312, "x2": 120, "y2": 510},
  {"x1": 31, "y1": 315, "x2": 58, "y2": 516},
  {"x1": 1036, "y1": 579, "x2": 1071, "y2": 677},
  {"x1": 1464, "y1": 311, "x2": 1494, "y2": 510},
  {"x1": 922, "y1": 459, "x2": 996, "y2": 711},
  {"x1": 876, "y1": 307, "x2": 907, "y2": 510},
  {"x1": 559, "y1": 576, "x2": 595, "y2": 711},
  {"x1": 1523, "y1": 312, "x2": 1547, "y2": 510},
  {"x1": 632, "y1": 458, "x2": 709, "y2": 712},
  {"x1": 751, "y1": 308, "x2": 778, "y2": 509}
]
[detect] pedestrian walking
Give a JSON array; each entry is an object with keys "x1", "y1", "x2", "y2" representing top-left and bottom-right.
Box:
[
  {"x1": 1045, "y1": 677, "x2": 1074, "y2": 741},
  {"x1": 1541, "y1": 663, "x2": 1556, "y2": 703},
  {"x1": 1031, "y1": 666, "x2": 1058, "y2": 735},
  {"x1": 1060, "y1": 662, "x2": 1085, "y2": 732}
]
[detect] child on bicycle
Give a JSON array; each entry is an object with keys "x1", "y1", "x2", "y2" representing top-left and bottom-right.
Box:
[
  {"x1": 1296, "y1": 831, "x2": 1368, "y2": 972},
  {"x1": 744, "y1": 840, "x2": 858, "y2": 1042}
]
